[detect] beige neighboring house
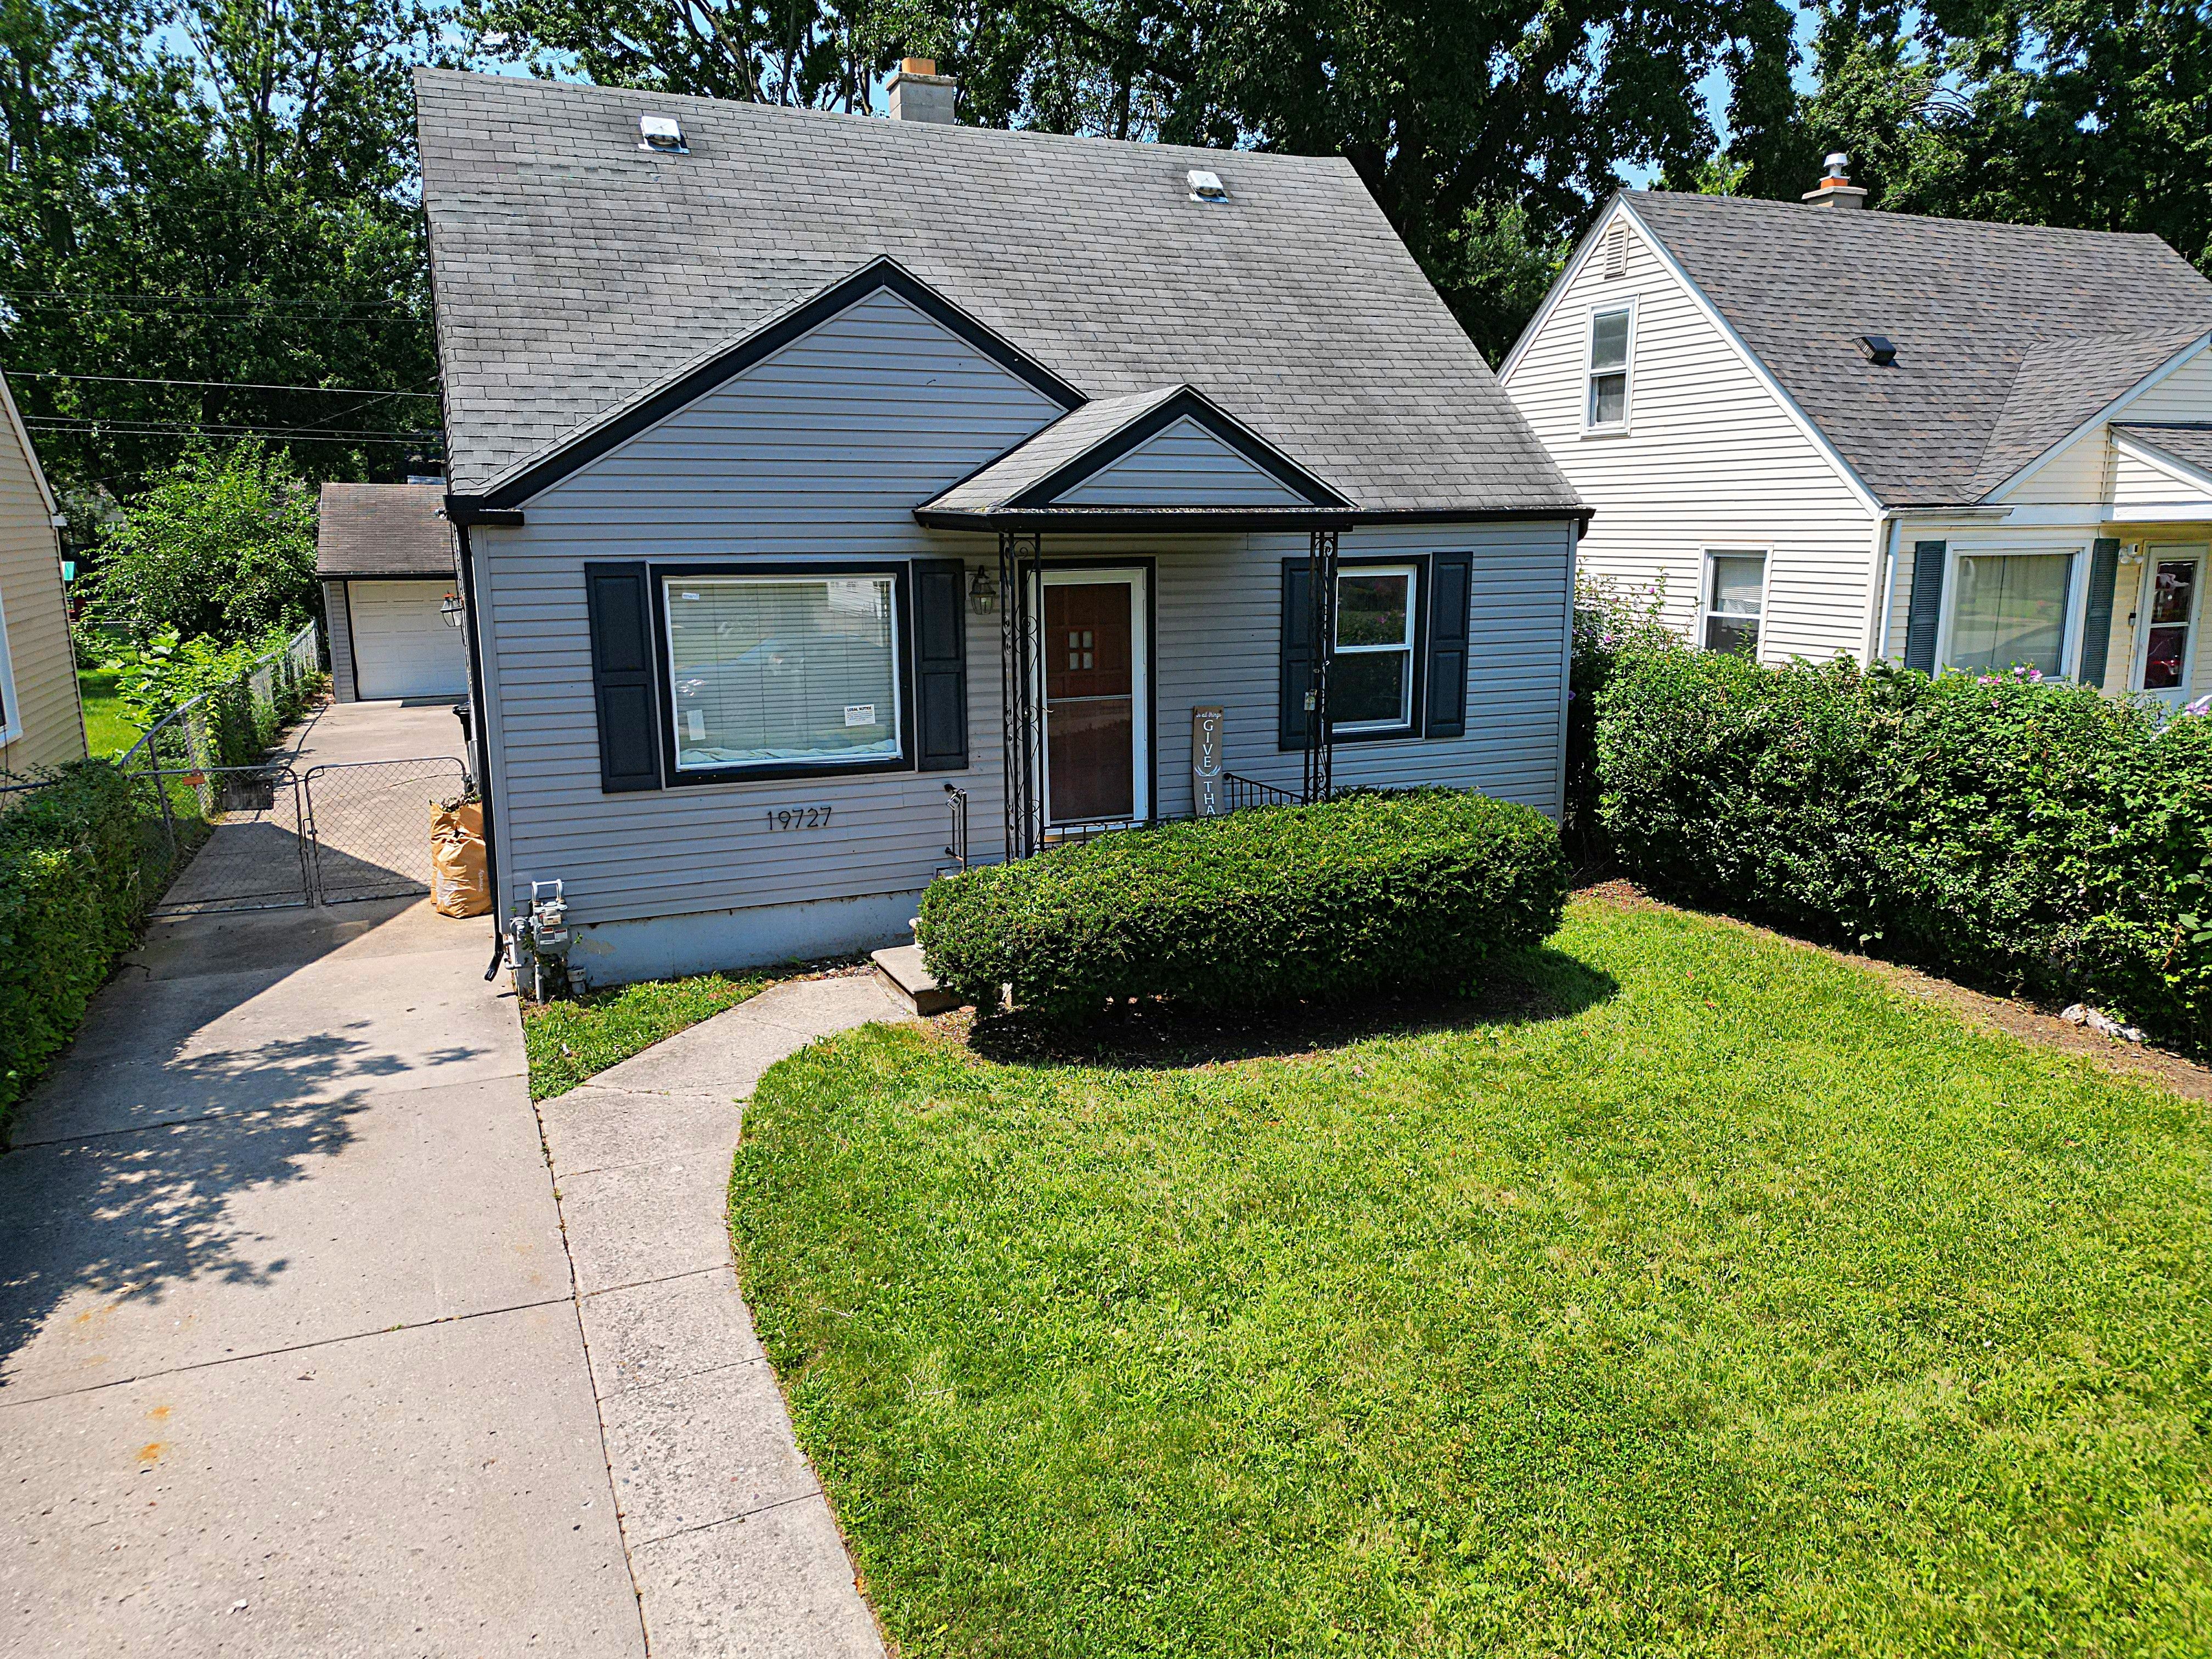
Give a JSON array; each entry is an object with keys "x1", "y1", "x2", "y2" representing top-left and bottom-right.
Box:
[
  {"x1": 0, "y1": 370, "x2": 86, "y2": 775},
  {"x1": 1500, "y1": 165, "x2": 2212, "y2": 706}
]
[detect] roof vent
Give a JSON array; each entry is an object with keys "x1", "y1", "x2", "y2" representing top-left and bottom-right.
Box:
[
  {"x1": 1803, "y1": 151, "x2": 1868, "y2": 209},
  {"x1": 1187, "y1": 169, "x2": 1227, "y2": 202},
  {"x1": 1602, "y1": 223, "x2": 1628, "y2": 279},
  {"x1": 638, "y1": 114, "x2": 686, "y2": 154},
  {"x1": 1857, "y1": 334, "x2": 1897, "y2": 366}
]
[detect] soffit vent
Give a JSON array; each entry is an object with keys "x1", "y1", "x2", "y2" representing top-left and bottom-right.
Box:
[{"x1": 1602, "y1": 223, "x2": 1628, "y2": 279}]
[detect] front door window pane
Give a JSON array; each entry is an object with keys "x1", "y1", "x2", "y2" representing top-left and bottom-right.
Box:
[
  {"x1": 1950, "y1": 555, "x2": 2070, "y2": 676},
  {"x1": 666, "y1": 575, "x2": 900, "y2": 770},
  {"x1": 2144, "y1": 558, "x2": 2200, "y2": 690}
]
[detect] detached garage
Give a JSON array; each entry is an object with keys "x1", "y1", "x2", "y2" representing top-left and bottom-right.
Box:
[{"x1": 318, "y1": 483, "x2": 469, "y2": 701}]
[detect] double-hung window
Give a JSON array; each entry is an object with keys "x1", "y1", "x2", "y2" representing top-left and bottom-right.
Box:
[
  {"x1": 662, "y1": 573, "x2": 902, "y2": 774},
  {"x1": 1331, "y1": 563, "x2": 1419, "y2": 735},
  {"x1": 1948, "y1": 552, "x2": 2072, "y2": 677},
  {"x1": 1703, "y1": 551, "x2": 1766, "y2": 656},
  {"x1": 1586, "y1": 306, "x2": 1633, "y2": 431}
]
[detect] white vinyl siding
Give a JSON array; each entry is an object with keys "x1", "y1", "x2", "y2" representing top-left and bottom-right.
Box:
[
  {"x1": 1500, "y1": 205, "x2": 1879, "y2": 666},
  {"x1": 1051, "y1": 417, "x2": 1310, "y2": 507}
]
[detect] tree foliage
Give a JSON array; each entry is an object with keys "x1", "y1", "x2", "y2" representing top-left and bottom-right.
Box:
[
  {"x1": 88, "y1": 440, "x2": 319, "y2": 645},
  {"x1": 0, "y1": 0, "x2": 451, "y2": 505}
]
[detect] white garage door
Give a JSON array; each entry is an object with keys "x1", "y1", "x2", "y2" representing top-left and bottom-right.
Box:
[{"x1": 349, "y1": 580, "x2": 469, "y2": 699}]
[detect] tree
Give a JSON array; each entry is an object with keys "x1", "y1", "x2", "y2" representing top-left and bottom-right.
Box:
[
  {"x1": 0, "y1": 0, "x2": 452, "y2": 506},
  {"x1": 88, "y1": 440, "x2": 320, "y2": 645},
  {"x1": 1728, "y1": 0, "x2": 2212, "y2": 273}
]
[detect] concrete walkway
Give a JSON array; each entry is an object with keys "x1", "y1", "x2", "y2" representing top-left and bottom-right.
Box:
[
  {"x1": 538, "y1": 972, "x2": 911, "y2": 1657},
  {"x1": 0, "y1": 702, "x2": 639, "y2": 1656},
  {"x1": 2, "y1": 697, "x2": 921, "y2": 1654}
]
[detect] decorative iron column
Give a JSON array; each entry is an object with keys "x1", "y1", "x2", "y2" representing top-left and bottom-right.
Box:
[
  {"x1": 1302, "y1": 526, "x2": 1340, "y2": 804},
  {"x1": 998, "y1": 529, "x2": 1043, "y2": 859}
]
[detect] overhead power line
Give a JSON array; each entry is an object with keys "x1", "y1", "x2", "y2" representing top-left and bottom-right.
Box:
[
  {"x1": 1, "y1": 291, "x2": 424, "y2": 314},
  {"x1": 23, "y1": 417, "x2": 439, "y2": 443},
  {"x1": 10, "y1": 370, "x2": 441, "y2": 397}
]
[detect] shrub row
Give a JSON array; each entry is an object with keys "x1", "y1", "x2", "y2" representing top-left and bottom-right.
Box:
[
  {"x1": 1598, "y1": 647, "x2": 2212, "y2": 1051},
  {"x1": 917, "y1": 788, "x2": 1570, "y2": 1025},
  {"x1": 0, "y1": 763, "x2": 150, "y2": 1129}
]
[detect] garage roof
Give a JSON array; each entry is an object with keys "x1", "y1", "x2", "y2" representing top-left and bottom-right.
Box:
[{"x1": 316, "y1": 484, "x2": 455, "y2": 579}]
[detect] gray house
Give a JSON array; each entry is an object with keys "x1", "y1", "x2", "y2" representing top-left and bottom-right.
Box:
[
  {"x1": 317, "y1": 483, "x2": 469, "y2": 701},
  {"x1": 415, "y1": 66, "x2": 1588, "y2": 986}
]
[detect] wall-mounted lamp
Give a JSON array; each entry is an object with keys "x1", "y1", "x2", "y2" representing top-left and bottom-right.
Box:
[
  {"x1": 968, "y1": 565, "x2": 998, "y2": 614},
  {"x1": 441, "y1": 591, "x2": 466, "y2": 629}
]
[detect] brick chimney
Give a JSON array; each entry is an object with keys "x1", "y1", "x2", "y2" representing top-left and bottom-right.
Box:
[
  {"x1": 1802, "y1": 152, "x2": 1869, "y2": 209},
  {"x1": 887, "y1": 58, "x2": 957, "y2": 124}
]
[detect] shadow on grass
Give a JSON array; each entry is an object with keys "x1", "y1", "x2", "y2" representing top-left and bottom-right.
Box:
[{"x1": 966, "y1": 946, "x2": 1618, "y2": 1071}]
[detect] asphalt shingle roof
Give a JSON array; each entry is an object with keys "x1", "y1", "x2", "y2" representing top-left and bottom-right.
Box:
[
  {"x1": 315, "y1": 483, "x2": 454, "y2": 577},
  {"x1": 1623, "y1": 191, "x2": 2212, "y2": 506},
  {"x1": 927, "y1": 388, "x2": 1189, "y2": 512},
  {"x1": 414, "y1": 69, "x2": 1581, "y2": 515},
  {"x1": 2115, "y1": 423, "x2": 2212, "y2": 482}
]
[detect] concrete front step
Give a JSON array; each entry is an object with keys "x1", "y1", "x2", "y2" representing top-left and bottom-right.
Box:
[{"x1": 870, "y1": 943, "x2": 960, "y2": 1015}]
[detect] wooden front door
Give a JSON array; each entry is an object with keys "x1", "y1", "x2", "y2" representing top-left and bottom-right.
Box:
[{"x1": 1041, "y1": 573, "x2": 1146, "y2": 826}]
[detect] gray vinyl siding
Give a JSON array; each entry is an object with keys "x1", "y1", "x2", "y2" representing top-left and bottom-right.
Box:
[
  {"x1": 1052, "y1": 416, "x2": 1312, "y2": 507},
  {"x1": 323, "y1": 580, "x2": 359, "y2": 702},
  {"x1": 472, "y1": 286, "x2": 1576, "y2": 934},
  {"x1": 474, "y1": 287, "x2": 1059, "y2": 924}
]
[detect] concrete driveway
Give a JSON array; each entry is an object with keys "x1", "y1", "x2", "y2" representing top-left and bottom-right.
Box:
[{"x1": 0, "y1": 701, "x2": 643, "y2": 1656}]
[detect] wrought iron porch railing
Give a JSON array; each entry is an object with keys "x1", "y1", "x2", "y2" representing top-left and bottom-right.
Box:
[{"x1": 1218, "y1": 771, "x2": 1302, "y2": 811}]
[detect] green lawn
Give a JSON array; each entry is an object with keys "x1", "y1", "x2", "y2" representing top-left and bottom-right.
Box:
[
  {"x1": 522, "y1": 969, "x2": 775, "y2": 1099},
  {"x1": 76, "y1": 669, "x2": 142, "y2": 759},
  {"x1": 731, "y1": 896, "x2": 2212, "y2": 1657}
]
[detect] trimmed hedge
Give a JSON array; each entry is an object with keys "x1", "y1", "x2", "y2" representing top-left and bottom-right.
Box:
[
  {"x1": 0, "y1": 763, "x2": 149, "y2": 1130},
  {"x1": 917, "y1": 788, "x2": 1570, "y2": 1024},
  {"x1": 1599, "y1": 648, "x2": 2212, "y2": 1051}
]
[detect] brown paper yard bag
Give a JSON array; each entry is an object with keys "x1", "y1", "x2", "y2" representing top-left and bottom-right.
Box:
[{"x1": 431, "y1": 798, "x2": 491, "y2": 917}]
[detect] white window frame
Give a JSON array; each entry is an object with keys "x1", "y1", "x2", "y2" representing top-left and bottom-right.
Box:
[
  {"x1": 1581, "y1": 297, "x2": 1637, "y2": 437},
  {"x1": 0, "y1": 583, "x2": 20, "y2": 749},
  {"x1": 659, "y1": 571, "x2": 906, "y2": 777},
  {"x1": 2132, "y1": 544, "x2": 2208, "y2": 704},
  {"x1": 1937, "y1": 545, "x2": 2087, "y2": 680},
  {"x1": 1330, "y1": 561, "x2": 1420, "y2": 736},
  {"x1": 1700, "y1": 547, "x2": 1771, "y2": 660}
]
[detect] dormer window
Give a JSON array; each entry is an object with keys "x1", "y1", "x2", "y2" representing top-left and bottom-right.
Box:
[{"x1": 1585, "y1": 304, "x2": 1634, "y2": 432}]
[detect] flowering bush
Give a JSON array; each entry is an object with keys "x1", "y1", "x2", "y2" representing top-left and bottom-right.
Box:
[
  {"x1": 1565, "y1": 573, "x2": 1680, "y2": 858},
  {"x1": 1599, "y1": 651, "x2": 2212, "y2": 1053}
]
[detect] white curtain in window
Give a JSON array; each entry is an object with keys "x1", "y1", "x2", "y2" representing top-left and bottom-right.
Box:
[
  {"x1": 665, "y1": 576, "x2": 900, "y2": 768},
  {"x1": 1951, "y1": 555, "x2": 2070, "y2": 675}
]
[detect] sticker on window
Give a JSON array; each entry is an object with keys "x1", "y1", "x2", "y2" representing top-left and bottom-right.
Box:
[
  {"x1": 686, "y1": 709, "x2": 706, "y2": 741},
  {"x1": 844, "y1": 704, "x2": 876, "y2": 727}
]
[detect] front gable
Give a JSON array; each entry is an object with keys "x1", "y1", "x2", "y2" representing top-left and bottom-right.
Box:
[
  {"x1": 2112, "y1": 426, "x2": 2212, "y2": 518},
  {"x1": 1049, "y1": 414, "x2": 1318, "y2": 509}
]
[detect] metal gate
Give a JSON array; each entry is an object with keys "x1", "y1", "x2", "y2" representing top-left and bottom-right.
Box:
[
  {"x1": 142, "y1": 757, "x2": 469, "y2": 916},
  {"x1": 144, "y1": 764, "x2": 312, "y2": 918},
  {"x1": 303, "y1": 758, "x2": 471, "y2": 904}
]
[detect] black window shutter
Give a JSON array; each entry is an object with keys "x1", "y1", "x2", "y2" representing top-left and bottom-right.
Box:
[
  {"x1": 912, "y1": 559, "x2": 968, "y2": 771},
  {"x1": 584, "y1": 562, "x2": 662, "y2": 793},
  {"x1": 1279, "y1": 557, "x2": 1315, "y2": 749},
  {"x1": 1424, "y1": 552, "x2": 1473, "y2": 738},
  {"x1": 1902, "y1": 539, "x2": 1947, "y2": 675},
  {"x1": 2080, "y1": 538, "x2": 2121, "y2": 689}
]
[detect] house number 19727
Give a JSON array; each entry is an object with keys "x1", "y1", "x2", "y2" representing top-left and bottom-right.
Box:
[{"x1": 765, "y1": 806, "x2": 834, "y2": 831}]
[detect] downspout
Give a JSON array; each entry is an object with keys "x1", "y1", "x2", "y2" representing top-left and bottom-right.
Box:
[
  {"x1": 1870, "y1": 513, "x2": 1900, "y2": 665},
  {"x1": 452, "y1": 518, "x2": 505, "y2": 979}
]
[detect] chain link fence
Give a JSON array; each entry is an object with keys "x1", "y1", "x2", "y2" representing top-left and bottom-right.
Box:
[{"x1": 304, "y1": 758, "x2": 471, "y2": 905}]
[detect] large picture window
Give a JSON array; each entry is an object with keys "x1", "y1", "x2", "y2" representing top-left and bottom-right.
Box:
[
  {"x1": 662, "y1": 573, "x2": 902, "y2": 773},
  {"x1": 1949, "y1": 553, "x2": 2072, "y2": 677},
  {"x1": 1332, "y1": 563, "x2": 1418, "y2": 734}
]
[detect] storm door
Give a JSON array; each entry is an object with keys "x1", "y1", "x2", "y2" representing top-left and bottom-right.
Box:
[{"x1": 1036, "y1": 568, "x2": 1149, "y2": 828}]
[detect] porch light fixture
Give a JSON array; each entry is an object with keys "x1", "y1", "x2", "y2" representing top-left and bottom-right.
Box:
[
  {"x1": 1857, "y1": 334, "x2": 1897, "y2": 366},
  {"x1": 638, "y1": 114, "x2": 687, "y2": 154},
  {"x1": 1187, "y1": 169, "x2": 1227, "y2": 202},
  {"x1": 967, "y1": 564, "x2": 997, "y2": 613},
  {"x1": 441, "y1": 591, "x2": 466, "y2": 628}
]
